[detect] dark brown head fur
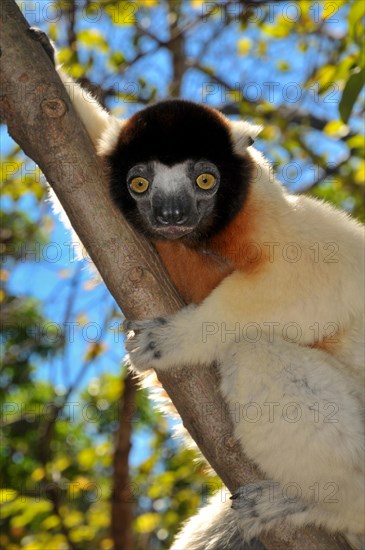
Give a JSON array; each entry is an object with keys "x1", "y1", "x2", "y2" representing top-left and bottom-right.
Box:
[{"x1": 105, "y1": 99, "x2": 253, "y2": 241}]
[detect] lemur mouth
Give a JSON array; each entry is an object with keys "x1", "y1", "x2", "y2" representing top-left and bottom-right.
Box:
[{"x1": 154, "y1": 225, "x2": 195, "y2": 239}]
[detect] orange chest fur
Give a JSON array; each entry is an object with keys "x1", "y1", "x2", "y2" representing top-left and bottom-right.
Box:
[{"x1": 155, "y1": 240, "x2": 233, "y2": 304}]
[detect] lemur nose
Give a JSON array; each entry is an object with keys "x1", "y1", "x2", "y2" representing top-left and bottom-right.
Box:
[{"x1": 157, "y1": 207, "x2": 187, "y2": 225}]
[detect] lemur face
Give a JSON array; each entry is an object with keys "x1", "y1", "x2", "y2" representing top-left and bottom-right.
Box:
[
  {"x1": 125, "y1": 159, "x2": 221, "y2": 240},
  {"x1": 104, "y1": 99, "x2": 256, "y2": 242}
]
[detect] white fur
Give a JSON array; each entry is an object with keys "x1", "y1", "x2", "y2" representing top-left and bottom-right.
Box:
[
  {"x1": 229, "y1": 120, "x2": 262, "y2": 154},
  {"x1": 97, "y1": 116, "x2": 127, "y2": 156},
  {"x1": 57, "y1": 68, "x2": 111, "y2": 146},
  {"x1": 54, "y1": 59, "x2": 365, "y2": 548}
]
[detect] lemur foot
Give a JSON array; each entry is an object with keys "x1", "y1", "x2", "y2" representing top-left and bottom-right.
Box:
[
  {"x1": 28, "y1": 27, "x2": 56, "y2": 65},
  {"x1": 231, "y1": 481, "x2": 310, "y2": 540}
]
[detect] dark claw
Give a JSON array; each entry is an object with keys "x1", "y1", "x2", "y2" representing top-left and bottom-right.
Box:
[
  {"x1": 123, "y1": 317, "x2": 168, "y2": 333},
  {"x1": 123, "y1": 320, "x2": 141, "y2": 332},
  {"x1": 123, "y1": 320, "x2": 132, "y2": 332},
  {"x1": 156, "y1": 317, "x2": 167, "y2": 325}
]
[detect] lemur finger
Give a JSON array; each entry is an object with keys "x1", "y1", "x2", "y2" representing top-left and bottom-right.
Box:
[
  {"x1": 28, "y1": 28, "x2": 56, "y2": 65},
  {"x1": 123, "y1": 317, "x2": 167, "y2": 333}
]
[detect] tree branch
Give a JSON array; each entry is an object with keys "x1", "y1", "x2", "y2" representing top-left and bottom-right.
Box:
[
  {"x1": 168, "y1": 0, "x2": 186, "y2": 98},
  {"x1": 0, "y1": 2, "x2": 351, "y2": 548}
]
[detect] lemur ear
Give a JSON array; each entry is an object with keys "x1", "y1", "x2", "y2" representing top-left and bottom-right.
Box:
[{"x1": 229, "y1": 120, "x2": 262, "y2": 154}]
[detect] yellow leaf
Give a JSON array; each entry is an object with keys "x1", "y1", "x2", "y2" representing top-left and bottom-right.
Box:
[
  {"x1": 355, "y1": 160, "x2": 365, "y2": 184},
  {"x1": 78, "y1": 449, "x2": 96, "y2": 470},
  {"x1": 88, "y1": 502, "x2": 111, "y2": 528},
  {"x1": 0, "y1": 488, "x2": 18, "y2": 503},
  {"x1": 261, "y1": 125, "x2": 279, "y2": 140},
  {"x1": 347, "y1": 135, "x2": 365, "y2": 152},
  {"x1": 277, "y1": 60, "x2": 290, "y2": 72},
  {"x1": 53, "y1": 456, "x2": 71, "y2": 472},
  {"x1": 74, "y1": 475, "x2": 91, "y2": 488},
  {"x1": 64, "y1": 510, "x2": 84, "y2": 528},
  {"x1": 312, "y1": 65, "x2": 337, "y2": 89},
  {"x1": 69, "y1": 525, "x2": 96, "y2": 542},
  {"x1": 139, "y1": 0, "x2": 158, "y2": 6},
  {"x1": 58, "y1": 47, "x2": 74, "y2": 65},
  {"x1": 78, "y1": 30, "x2": 108, "y2": 52},
  {"x1": 100, "y1": 539, "x2": 114, "y2": 550},
  {"x1": 135, "y1": 512, "x2": 160, "y2": 534},
  {"x1": 31, "y1": 468, "x2": 45, "y2": 481},
  {"x1": 105, "y1": 1, "x2": 137, "y2": 26},
  {"x1": 71, "y1": 64, "x2": 87, "y2": 79},
  {"x1": 262, "y1": 17, "x2": 291, "y2": 38},
  {"x1": 324, "y1": 120, "x2": 349, "y2": 138},
  {"x1": 191, "y1": 0, "x2": 205, "y2": 8},
  {"x1": 323, "y1": 1, "x2": 344, "y2": 20},
  {"x1": 41, "y1": 515, "x2": 60, "y2": 530},
  {"x1": 237, "y1": 38, "x2": 252, "y2": 56}
]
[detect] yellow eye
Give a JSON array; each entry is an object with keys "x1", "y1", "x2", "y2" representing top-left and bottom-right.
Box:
[
  {"x1": 130, "y1": 177, "x2": 149, "y2": 194},
  {"x1": 196, "y1": 173, "x2": 216, "y2": 190}
]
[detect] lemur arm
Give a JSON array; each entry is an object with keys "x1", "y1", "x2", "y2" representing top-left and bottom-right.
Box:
[{"x1": 30, "y1": 27, "x2": 111, "y2": 147}]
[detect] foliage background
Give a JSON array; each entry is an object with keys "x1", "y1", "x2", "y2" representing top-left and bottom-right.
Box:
[{"x1": 1, "y1": 1, "x2": 364, "y2": 549}]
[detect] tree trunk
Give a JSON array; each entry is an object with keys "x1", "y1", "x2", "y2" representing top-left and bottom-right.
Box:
[{"x1": 112, "y1": 372, "x2": 137, "y2": 550}]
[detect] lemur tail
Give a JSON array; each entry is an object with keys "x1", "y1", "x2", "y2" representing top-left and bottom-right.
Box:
[{"x1": 170, "y1": 493, "x2": 266, "y2": 550}]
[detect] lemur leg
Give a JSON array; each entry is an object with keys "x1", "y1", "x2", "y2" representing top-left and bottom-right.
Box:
[
  {"x1": 220, "y1": 339, "x2": 364, "y2": 538},
  {"x1": 29, "y1": 27, "x2": 112, "y2": 146}
]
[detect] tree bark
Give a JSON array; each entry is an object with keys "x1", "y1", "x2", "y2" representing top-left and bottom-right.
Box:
[
  {"x1": 112, "y1": 372, "x2": 137, "y2": 550},
  {"x1": 0, "y1": 2, "x2": 351, "y2": 548}
]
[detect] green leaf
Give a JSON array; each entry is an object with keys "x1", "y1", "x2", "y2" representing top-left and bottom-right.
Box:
[
  {"x1": 339, "y1": 67, "x2": 365, "y2": 123},
  {"x1": 348, "y1": 1, "x2": 365, "y2": 44}
]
